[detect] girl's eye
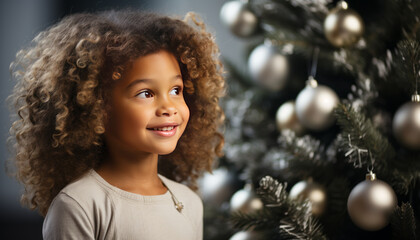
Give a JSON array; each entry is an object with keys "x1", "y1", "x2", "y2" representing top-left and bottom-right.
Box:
[
  {"x1": 136, "y1": 90, "x2": 154, "y2": 99},
  {"x1": 170, "y1": 87, "x2": 182, "y2": 96}
]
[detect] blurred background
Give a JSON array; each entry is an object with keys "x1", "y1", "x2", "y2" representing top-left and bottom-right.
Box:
[
  {"x1": 3, "y1": 0, "x2": 420, "y2": 239},
  {"x1": 0, "y1": 0, "x2": 247, "y2": 239}
]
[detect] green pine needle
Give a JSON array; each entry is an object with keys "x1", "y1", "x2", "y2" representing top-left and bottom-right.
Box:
[{"x1": 391, "y1": 202, "x2": 417, "y2": 240}]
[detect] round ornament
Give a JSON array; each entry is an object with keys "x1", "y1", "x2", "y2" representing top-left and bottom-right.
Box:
[
  {"x1": 230, "y1": 183, "x2": 263, "y2": 213},
  {"x1": 220, "y1": 0, "x2": 258, "y2": 37},
  {"x1": 347, "y1": 172, "x2": 397, "y2": 231},
  {"x1": 199, "y1": 167, "x2": 236, "y2": 207},
  {"x1": 392, "y1": 94, "x2": 420, "y2": 150},
  {"x1": 324, "y1": 1, "x2": 364, "y2": 48},
  {"x1": 230, "y1": 230, "x2": 265, "y2": 240},
  {"x1": 295, "y1": 78, "x2": 339, "y2": 131},
  {"x1": 289, "y1": 179, "x2": 327, "y2": 216},
  {"x1": 276, "y1": 100, "x2": 305, "y2": 135},
  {"x1": 248, "y1": 44, "x2": 289, "y2": 91}
]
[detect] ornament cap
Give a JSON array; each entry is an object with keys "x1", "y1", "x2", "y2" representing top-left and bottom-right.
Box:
[
  {"x1": 411, "y1": 93, "x2": 420, "y2": 102},
  {"x1": 366, "y1": 171, "x2": 376, "y2": 181},
  {"x1": 338, "y1": 1, "x2": 348, "y2": 9},
  {"x1": 306, "y1": 76, "x2": 318, "y2": 88}
]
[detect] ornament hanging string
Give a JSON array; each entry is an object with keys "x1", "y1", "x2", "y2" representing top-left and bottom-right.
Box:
[
  {"x1": 413, "y1": 44, "x2": 419, "y2": 95},
  {"x1": 308, "y1": 47, "x2": 320, "y2": 79},
  {"x1": 409, "y1": 40, "x2": 420, "y2": 100},
  {"x1": 367, "y1": 151, "x2": 375, "y2": 174}
]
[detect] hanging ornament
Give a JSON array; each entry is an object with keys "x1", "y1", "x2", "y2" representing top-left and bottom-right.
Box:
[
  {"x1": 347, "y1": 171, "x2": 397, "y2": 231},
  {"x1": 230, "y1": 183, "x2": 263, "y2": 213},
  {"x1": 199, "y1": 167, "x2": 237, "y2": 207},
  {"x1": 392, "y1": 94, "x2": 420, "y2": 150},
  {"x1": 289, "y1": 179, "x2": 327, "y2": 216},
  {"x1": 248, "y1": 43, "x2": 289, "y2": 91},
  {"x1": 230, "y1": 230, "x2": 265, "y2": 240},
  {"x1": 275, "y1": 100, "x2": 305, "y2": 135},
  {"x1": 220, "y1": 0, "x2": 258, "y2": 37},
  {"x1": 295, "y1": 77, "x2": 340, "y2": 131},
  {"x1": 323, "y1": 1, "x2": 364, "y2": 48}
]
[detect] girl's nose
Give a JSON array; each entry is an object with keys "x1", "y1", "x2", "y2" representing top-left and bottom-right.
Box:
[{"x1": 156, "y1": 98, "x2": 177, "y2": 117}]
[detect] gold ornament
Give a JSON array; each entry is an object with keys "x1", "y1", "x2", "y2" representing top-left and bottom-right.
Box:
[
  {"x1": 347, "y1": 172, "x2": 397, "y2": 231},
  {"x1": 289, "y1": 179, "x2": 327, "y2": 216},
  {"x1": 324, "y1": 1, "x2": 364, "y2": 48},
  {"x1": 392, "y1": 94, "x2": 420, "y2": 150},
  {"x1": 295, "y1": 77, "x2": 339, "y2": 131},
  {"x1": 220, "y1": 0, "x2": 258, "y2": 37},
  {"x1": 276, "y1": 100, "x2": 305, "y2": 135},
  {"x1": 230, "y1": 183, "x2": 263, "y2": 213}
]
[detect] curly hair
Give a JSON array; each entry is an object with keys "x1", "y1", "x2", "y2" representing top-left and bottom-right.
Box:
[{"x1": 8, "y1": 9, "x2": 225, "y2": 216}]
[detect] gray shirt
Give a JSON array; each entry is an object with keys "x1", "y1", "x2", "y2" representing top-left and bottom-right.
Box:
[{"x1": 43, "y1": 169, "x2": 203, "y2": 240}]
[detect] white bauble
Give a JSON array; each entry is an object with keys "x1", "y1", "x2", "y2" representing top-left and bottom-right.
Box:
[
  {"x1": 220, "y1": 0, "x2": 258, "y2": 37},
  {"x1": 295, "y1": 79, "x2": 339, "y2": 131},
  {"x1": 199, "y1": 167, "x2": 236, "y2": 206},
  {"x1": 347, "y1": 172, "x2": 397, "y2": 231},
  {"x1": 392, "y1": 96, "x2": 420, "y2": 150},
  {"x1": 248, "y1": 44, "x2": 289, "y2": 91}
]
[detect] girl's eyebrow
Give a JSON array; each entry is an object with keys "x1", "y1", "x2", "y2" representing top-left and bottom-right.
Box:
[{"x1": 126, "y1": 75, "x2": 183, "y2": 90}]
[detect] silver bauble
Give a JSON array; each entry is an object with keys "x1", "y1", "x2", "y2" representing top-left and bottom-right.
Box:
[
  {"x1": 248, "y1": 44, "x2": 289, "y2": 91},
  {"x1": 230, "y1": 231, "x2": 265, "y2": 240},
  {"x1": 347, "y1": 172, "x2": 397, "y2": 231},
  {"x1": 295, "y1": 79, "x2": 339, "y2": 131},
  {"x1": 324, "y1": 1, "x2": 364, "y2": 48},
  {"x1": 230, "y1": 183, "x2": 263, "y2": 213},
  {"x1": 276, "y1": 100, "x2": 305, "y2": 135},
  {"x1": 199, "y1": 167, "x2": 236, "y2": 207},
  {"x1": 289, "y1": 179, "x2": 327, "y2": 216},
  {"x1": 220, "y1": 0, "x2": 258, "y2": 37},
  {"x1": 392, "y1": 96, "x2": 420, "y2": 150}
]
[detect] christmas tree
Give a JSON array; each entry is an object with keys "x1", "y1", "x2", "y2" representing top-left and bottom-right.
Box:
[{"x1": 200, "y1": 0, "x2": 420, "y2": 239}]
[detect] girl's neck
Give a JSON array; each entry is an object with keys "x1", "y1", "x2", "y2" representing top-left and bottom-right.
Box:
[{"x1": 95, "y1": 151, "x2": 166, "y2": 196}]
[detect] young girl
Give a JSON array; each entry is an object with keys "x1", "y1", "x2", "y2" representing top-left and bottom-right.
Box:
[{"x1": 9, "y1": 9, "x2": 225, "y2": 239}]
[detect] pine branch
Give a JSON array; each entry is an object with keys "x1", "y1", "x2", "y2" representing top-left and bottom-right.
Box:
[
  {"x1": 334, "y1": 103, "x2": 420, "y2": 194},
  {"x1": 372, "y1": 39, "x2": 420, "y2": 104},
  {"x1": 397, "y1": 0, "x2": 420, "y2": 39},
  {"x1": 345, "y1": 74, "x2": 379, "y2": 112},
  {"x1": 391, "y1": 202, "x2": 417, "y2": 240},
  {"x1": 231, "y1": 176, "x2": 328, "y2": 239},
  {"x1": 277, "y1": 130, "x2": 339, "y2": 182},
  {"x1": 334, "y1": 103, "x2": 395, "y2": 169},
  {"x1": 393, "y1": 40, "x2": 420, "y2": 93},
  {"x1": 230, "y1": 209, "x2": 277, "y2": 231},
  {"x1": 321, "y1": 178, "x2": 350, "y2": 238},
  {"x1": 251, "y1": 0, "x2": 332, "y2": 47},
  {"x1": 279, "y1": 130, "x2": 327, "y2": 167}
]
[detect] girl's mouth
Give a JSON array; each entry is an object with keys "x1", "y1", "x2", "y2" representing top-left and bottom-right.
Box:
[{"x1": 147, "y1": 126, "x2": 178, "y2": 137}]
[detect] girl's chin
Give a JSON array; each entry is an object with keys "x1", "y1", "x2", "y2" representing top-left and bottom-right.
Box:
[{"x1": 155, "y1": 146, "x2": 177, "y2": 156}]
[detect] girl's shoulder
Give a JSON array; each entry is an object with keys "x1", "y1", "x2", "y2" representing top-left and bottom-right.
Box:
[
  {"x1": 60, "y1": 169, "x2": 109, "y2": 201},
  {"x1": 43, "y1": 169, "x2": 115, "y2": 239}
]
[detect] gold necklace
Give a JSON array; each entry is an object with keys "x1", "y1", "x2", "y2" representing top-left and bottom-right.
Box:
[{"x1": 160, "y1": 179, "x2": 184, "y2": 213}]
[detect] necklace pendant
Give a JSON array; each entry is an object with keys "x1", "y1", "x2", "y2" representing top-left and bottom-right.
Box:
[{"x1": 175, "y1": 202, "x2": 184, "y2": 213}]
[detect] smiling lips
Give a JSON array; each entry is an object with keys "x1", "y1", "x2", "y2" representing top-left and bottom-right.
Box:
[{"x1": 147, "y1": 124, "x2": 179, "y2": 137}]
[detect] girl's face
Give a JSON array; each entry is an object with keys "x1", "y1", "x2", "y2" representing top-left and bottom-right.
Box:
[{"x1": 104, "y1": 50, "x2": 190, "y2": 157}]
